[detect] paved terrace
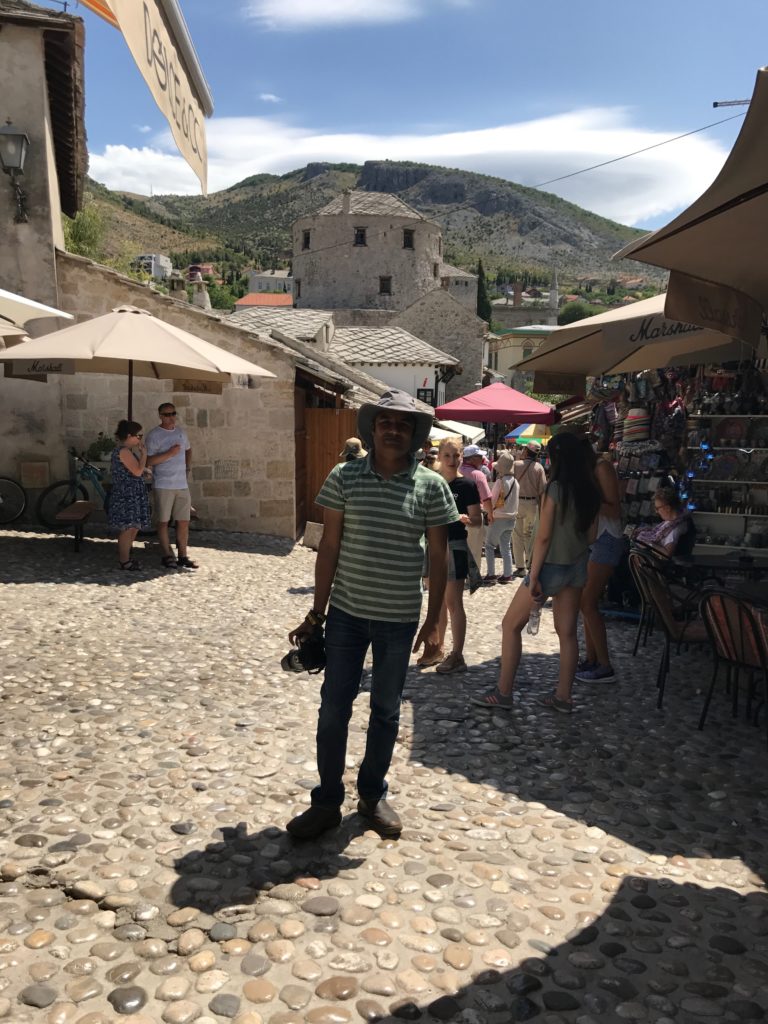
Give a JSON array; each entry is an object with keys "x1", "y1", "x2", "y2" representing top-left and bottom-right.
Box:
[{"x1": 0, "y1": 529, "x2": 766, "y2": 1024}]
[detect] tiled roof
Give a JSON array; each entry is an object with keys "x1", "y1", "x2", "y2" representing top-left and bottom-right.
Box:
[
  {"x1": 316, "y1": 191, "x2": 426, "y2": 220},
  {"x1": 440, "y1": 263, "x2": 476, "y2": 279},
  {"x1": 228, "y1": 307, "x2": 334, "y2": 340},
  {"x1": 234, "y1": 293, "x2": 293, "y2": 308},
  {"x1": 251, "y1": 269, "x2": 291, "y2": 278},
  {"x1": 331, "y1": 327, "x2": 458, "y2": 367}
]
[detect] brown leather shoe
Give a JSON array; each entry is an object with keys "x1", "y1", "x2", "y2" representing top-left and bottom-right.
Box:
[
  {"x1": 357, "y1": 799, "x2": 402, "y2": 837},
  {"x1": 286, "y1": 805, "x2": 342, "y2": 840}
]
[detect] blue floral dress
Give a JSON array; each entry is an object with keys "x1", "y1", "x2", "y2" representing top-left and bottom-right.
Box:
[{"x1": 108, "y1": 447, "x2": 151, "y2": 531}]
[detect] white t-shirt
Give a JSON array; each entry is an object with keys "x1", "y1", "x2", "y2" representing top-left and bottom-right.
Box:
[{"x1": 145, "y1": 424, "x2": 190, "y2": 490}]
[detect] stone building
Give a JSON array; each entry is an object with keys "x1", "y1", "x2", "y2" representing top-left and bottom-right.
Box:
[
  {"x1": 247, "y1": 268, "x2": 292, "y2": 294},
  {"x1": 293, "y1": 191, "x2": 445, "y2": 311},
  {"x1": 440, "y1": 264, "x2": 478, "y2": 312},
  {"x1": 491, "y1": 271, "x2": 560, "y2": 331}
]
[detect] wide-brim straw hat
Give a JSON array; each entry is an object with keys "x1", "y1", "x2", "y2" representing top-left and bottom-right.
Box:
[{"x1": 357, "y1": 389, "x2": 434, "y2": 454}]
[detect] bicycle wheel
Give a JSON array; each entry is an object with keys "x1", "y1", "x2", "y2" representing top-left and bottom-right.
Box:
[
  {"x1": 0, "y1": 477, "x2": 27, "y2": 525},
  {"x1": 37, "y1": 481, "x2": 88, "y2": 530}
]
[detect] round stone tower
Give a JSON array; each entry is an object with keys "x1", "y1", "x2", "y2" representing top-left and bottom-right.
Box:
[{"x1": 292, "y1": 190, "x2": 443, "y2": 310}]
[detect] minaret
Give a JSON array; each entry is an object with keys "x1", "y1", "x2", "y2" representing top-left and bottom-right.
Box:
[{"x1": 549, "y1": 269, "x2": 559, "y2": 311}]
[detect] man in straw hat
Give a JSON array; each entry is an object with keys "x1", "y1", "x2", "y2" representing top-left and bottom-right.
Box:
[
  {"x1": 287, "y1": 389, "x2": 459, "y2": 840},
  {"x1": 339, "y1": 437, "x2": 367, "y2": 461}
]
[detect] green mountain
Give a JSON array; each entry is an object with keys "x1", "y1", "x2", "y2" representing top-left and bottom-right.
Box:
[{"x1": 92, "y1": 160, "x2": 660, "y2": 283}]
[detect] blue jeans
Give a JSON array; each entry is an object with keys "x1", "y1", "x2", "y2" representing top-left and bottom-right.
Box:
[
  {"x1": 312, "y1": 605, "x2": 418, "y2": 808},
  {"x1": 484, "y1": 518, "x2": 515, "y2": 577}
]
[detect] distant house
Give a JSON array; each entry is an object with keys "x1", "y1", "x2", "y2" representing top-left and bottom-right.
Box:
[
  {"x1": 133, "y1": 253, "x2": 173, "y2": 280},
  {"x1": 330, "y1": 326, "x2": 459, "y2": 407},
  {"x1": 234, "y1": 292, "x2": 294, "y2": 309},
  {"x1": 187, "y1": 262, "x2": 215, "y2": 280},
  {"x1": 248, "y1": 268, "x2": 293, "y2": 294}
]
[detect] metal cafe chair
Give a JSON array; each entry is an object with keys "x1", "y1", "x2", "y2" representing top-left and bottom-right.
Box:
[
  {"x1": 699, "y1": 591, "x2": 768, "y2": 749},
  {"x1": 634, "y1": 559, "x2": 709, "y2": 709}
]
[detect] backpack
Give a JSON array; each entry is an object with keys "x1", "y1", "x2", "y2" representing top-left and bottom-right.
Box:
[{"x1": 494, "y1": 475, "x2": 517, "y2": 510}]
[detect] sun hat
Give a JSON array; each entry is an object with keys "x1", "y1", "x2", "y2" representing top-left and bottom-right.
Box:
[
  {"x1": 462, "y1": 444, "x2": 485, "y2": 458},
  {"x1": 339, "y1": 437, "x2": 367, "y2": 459},
  {"x1": 524, "y1": 441, "x2": 542, "y2": 455},
  {"x1": 357, "y1": 389, "x2": 434, "y2": 453},
  {"x1": 494, "y1": 451, "x2": 515, "y2": 476}
]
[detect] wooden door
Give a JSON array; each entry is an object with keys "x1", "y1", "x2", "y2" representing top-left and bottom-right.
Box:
[
  {"x1": 294, "y1": 387, "x2": 308, "y2": 538},
  {"x1": 305, "y1": 407, "x2": 359, "y2": 523}
]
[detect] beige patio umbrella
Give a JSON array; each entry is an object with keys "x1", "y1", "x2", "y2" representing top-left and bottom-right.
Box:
[
  {"x1": 516, "y1": 294, "x2": 749, "y2": 377},
  {"x1": 0, "y1": 322, "x2": 27, "y2": 341},
  {"x1": 614, "y1": 67, "x2": 768, "y2": 345},
  {"x1": 0, "y1": 305, "x2": 275, "y2": 416},
  {"x1": 0, "y1": 286, "x2": 73, "y2": 327}
]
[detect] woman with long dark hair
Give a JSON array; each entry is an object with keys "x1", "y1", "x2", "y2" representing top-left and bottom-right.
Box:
[
  {"x1": 472, "y1": 432, "x2": 601, "y2": 713},
  {"x1": 108, "y1": 419, "x2": 151, "y2": 570}
]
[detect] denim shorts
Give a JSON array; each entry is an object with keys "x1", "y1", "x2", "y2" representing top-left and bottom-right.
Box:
[
  {"x1": 447, "y1": 539, "x2": 469, "y2": 581},
  {"x1": 589, "y1": 530, "x2": 627, "y2": 567},
  {"x1": 525, "y1": 554, "x2": 588, "y2": 597}
]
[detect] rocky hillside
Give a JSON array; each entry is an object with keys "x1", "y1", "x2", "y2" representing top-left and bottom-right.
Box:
[{"x1": 93, "y1": 160, "x2": 660, "y2": 282}]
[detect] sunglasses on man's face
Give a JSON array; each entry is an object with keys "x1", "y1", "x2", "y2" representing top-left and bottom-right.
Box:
[{"x1": 161, "y1": 411, "x2": 177, "y2": 416}]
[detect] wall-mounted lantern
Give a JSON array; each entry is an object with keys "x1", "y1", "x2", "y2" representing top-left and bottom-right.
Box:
[{"x1": 0, "y1": 120, "x2": 30, "y2": 223}]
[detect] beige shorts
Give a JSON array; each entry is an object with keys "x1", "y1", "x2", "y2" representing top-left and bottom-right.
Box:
[{"x1": 154, "y1": 488, "x2": 191, "y2": 523}]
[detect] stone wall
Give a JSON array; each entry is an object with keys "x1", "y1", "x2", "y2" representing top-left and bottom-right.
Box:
[
  {"x1": 42, "y1": 252, "x2": 298, "y2": 537},
  {"x1": 293, "y1": 214, "x2": 442, "y2": 311},
  {"x1": 393, "y1": 291, "x2": 486, "y2": 403}
]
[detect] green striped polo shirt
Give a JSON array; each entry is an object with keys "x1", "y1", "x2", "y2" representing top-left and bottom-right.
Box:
[{"x1": 316, "y1": 455, "x2": 459, "y2": 622}]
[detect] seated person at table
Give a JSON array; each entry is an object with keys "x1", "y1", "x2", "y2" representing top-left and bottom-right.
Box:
[{"x1": 633, "y1": 486, "x2": 695, "y2": 557}]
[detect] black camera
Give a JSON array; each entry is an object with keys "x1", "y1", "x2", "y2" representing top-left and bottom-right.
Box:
[{"x1": 281, "y1": 625, "x2": 326, "y2": 674}]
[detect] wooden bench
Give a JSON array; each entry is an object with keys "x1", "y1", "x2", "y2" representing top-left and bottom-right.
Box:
[{"x1": 55, "y1": 501, "x2": 95, "y2": 551}]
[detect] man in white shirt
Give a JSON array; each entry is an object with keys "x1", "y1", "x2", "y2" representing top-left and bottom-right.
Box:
[{"x1": 145, "y1": 402, "x2": 198, "y2": 570}]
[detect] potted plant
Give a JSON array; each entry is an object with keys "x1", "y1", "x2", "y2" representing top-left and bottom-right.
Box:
[{"x1": 84, "y1": 431, "x2": 115, "y2": 471}]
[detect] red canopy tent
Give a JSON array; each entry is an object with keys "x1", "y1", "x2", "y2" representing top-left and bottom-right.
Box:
[{"x1": 435, "y1": 383, "x2": 556, "y2": 425}]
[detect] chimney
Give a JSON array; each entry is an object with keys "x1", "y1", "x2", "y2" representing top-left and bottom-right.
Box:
[
  {"x1": 512, "y1": 282, "x2": 523, "y2": 307},
  {"x1": 168, "y1": 271, "x2": 188, "y2": 301},
  {"x1": 190, "y1": 274, "x2": 212, "y2": 312},
  {"x1": 341, "y1": 189, "x2": 351, "y2": 215}
]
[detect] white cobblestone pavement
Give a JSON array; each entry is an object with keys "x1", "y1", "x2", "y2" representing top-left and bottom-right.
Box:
[{"x1": 0, "y1": 528, "x2": 767, "y2": 1024}]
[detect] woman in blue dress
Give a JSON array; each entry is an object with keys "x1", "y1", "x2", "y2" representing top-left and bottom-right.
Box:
[{"x1": 108, "y1": 420, "x2": 150, "y2": 570}]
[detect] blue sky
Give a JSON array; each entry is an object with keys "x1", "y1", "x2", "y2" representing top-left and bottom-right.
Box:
[{"x1": 64, "y1": 0, "x2": 767, "y2": 228}]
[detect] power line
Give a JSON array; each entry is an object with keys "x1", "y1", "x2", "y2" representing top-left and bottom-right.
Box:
[{"x1": 533, "y1": 113, "x2": 745, "y2": 189}]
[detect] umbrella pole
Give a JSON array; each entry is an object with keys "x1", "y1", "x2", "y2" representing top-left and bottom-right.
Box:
[{"x1": 127, "y1": 360, "x2": 133, "y2": 420}]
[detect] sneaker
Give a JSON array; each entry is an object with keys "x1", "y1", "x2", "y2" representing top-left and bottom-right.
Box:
[
  {"x1": 497, "y1": 575, "x2": 515, "y2": 585},
  {"x1": 417, "y1": 647, "x2": 445, "y2": 668},
  {"x1": 575, "y1": 664, "x2": 616, "y2": 683},
  {"x1": 576, "y1": 659, "x2": 596, "y2": 674},
  {"x1": 436, "y1": 652, "x2": 467, "y2": 675},
  {"x1": 286, "y1": 805, "x2": 342, "y2": 840},
  {"x1": 482, "y1": 575, "x2": 498, "y2": 586},
  {"x1": 470, "y1": 688, "x2": 514, "y2": 710},
  {"x1": 513, "y1": 568, "x2": 527, "y2": 578},
  {"x1": 357, "y1": 798, "x2": 402, "y2": 837},
  {"x1": 177, "y1": 555, "x2": 199, "y2": 570},
  {"x1": 536, "y1": 694, "x2": 574, "y2": 714}
]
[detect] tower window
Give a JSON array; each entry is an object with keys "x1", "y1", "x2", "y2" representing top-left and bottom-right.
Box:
[
  {"x1": 379, "y1": 276, "x2": 392, "y2": 295},
  {"x1": 302, "y1": 230, "x2": 311, "y2": 250},
  {"x1": 403, "y1": 229, "x2": 415, "y2": 250},
  {"x1": 354, "y1": 227, "x2": 367, "y2": 246},
  {"x1": 295, "y1": 279, "x2": 302, "y2": 299},
  {"x1": 433, "y1": 263, "x2": 439, "y2": 278}
]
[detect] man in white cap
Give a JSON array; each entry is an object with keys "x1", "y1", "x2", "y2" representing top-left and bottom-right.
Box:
[
  {"x1": 286, "y1": 389, "x2": 459, "y2": 841},
  {"x1": 512, "y1": 440, "x2": 547, "y2": 577}
]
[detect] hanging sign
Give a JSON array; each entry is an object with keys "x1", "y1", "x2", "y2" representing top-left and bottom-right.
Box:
[
  {"x1": 172, "y1": 379, "x2": 223, "y2": 395},
  {"x1": 80, "y1": 0, "x2": 209, "y2": 193}
]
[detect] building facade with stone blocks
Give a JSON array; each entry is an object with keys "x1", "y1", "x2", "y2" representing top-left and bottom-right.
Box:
[
  {"x1": 440, "y1": 264, "x2": 478, "y2": 312},
  {"x1": 392, "y1": 290, "x2": 487, "y2": 403},
  {"x1": 292, "y1": 191, "x2": 445, "y2": 311}
]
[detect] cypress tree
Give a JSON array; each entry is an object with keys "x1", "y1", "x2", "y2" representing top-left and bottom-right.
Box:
[{"x1": 476, "y1": 259, "x2": 492, "y2": 323}]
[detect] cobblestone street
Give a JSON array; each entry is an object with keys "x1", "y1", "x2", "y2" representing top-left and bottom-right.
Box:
[{"x1": 0, "y1": 529, "x2": 767, "y2": 1024}]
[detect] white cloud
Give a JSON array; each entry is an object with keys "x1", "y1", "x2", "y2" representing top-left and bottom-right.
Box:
[
  {"x1": 134, "y1": 124, "x2": 152, "y2": 134},
  {"x1": 88, "y1": 107, "x2": 730, "y2": 227},
  {"x1": 259, "y1": 92, "x2": 282, "y2": 103},
  {"x1": 244, "y1": 0, "x2": 469, "y2": 29}
]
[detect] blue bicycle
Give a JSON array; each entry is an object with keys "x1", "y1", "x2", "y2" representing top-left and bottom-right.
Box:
[{"x1": 37, "y1": 448, "x2": 110, "y2": 529}]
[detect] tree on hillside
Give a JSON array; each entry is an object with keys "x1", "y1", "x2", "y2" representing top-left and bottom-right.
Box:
[
  {"x1": 62, "y1": 195, "x2": 104, "y2": 260},
  {"x1": 558, "y1": 301, "x2": 601, "y2": 326},
  {"x1": 476, "y1": 260, "x2": 492, "y2": 323}
]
